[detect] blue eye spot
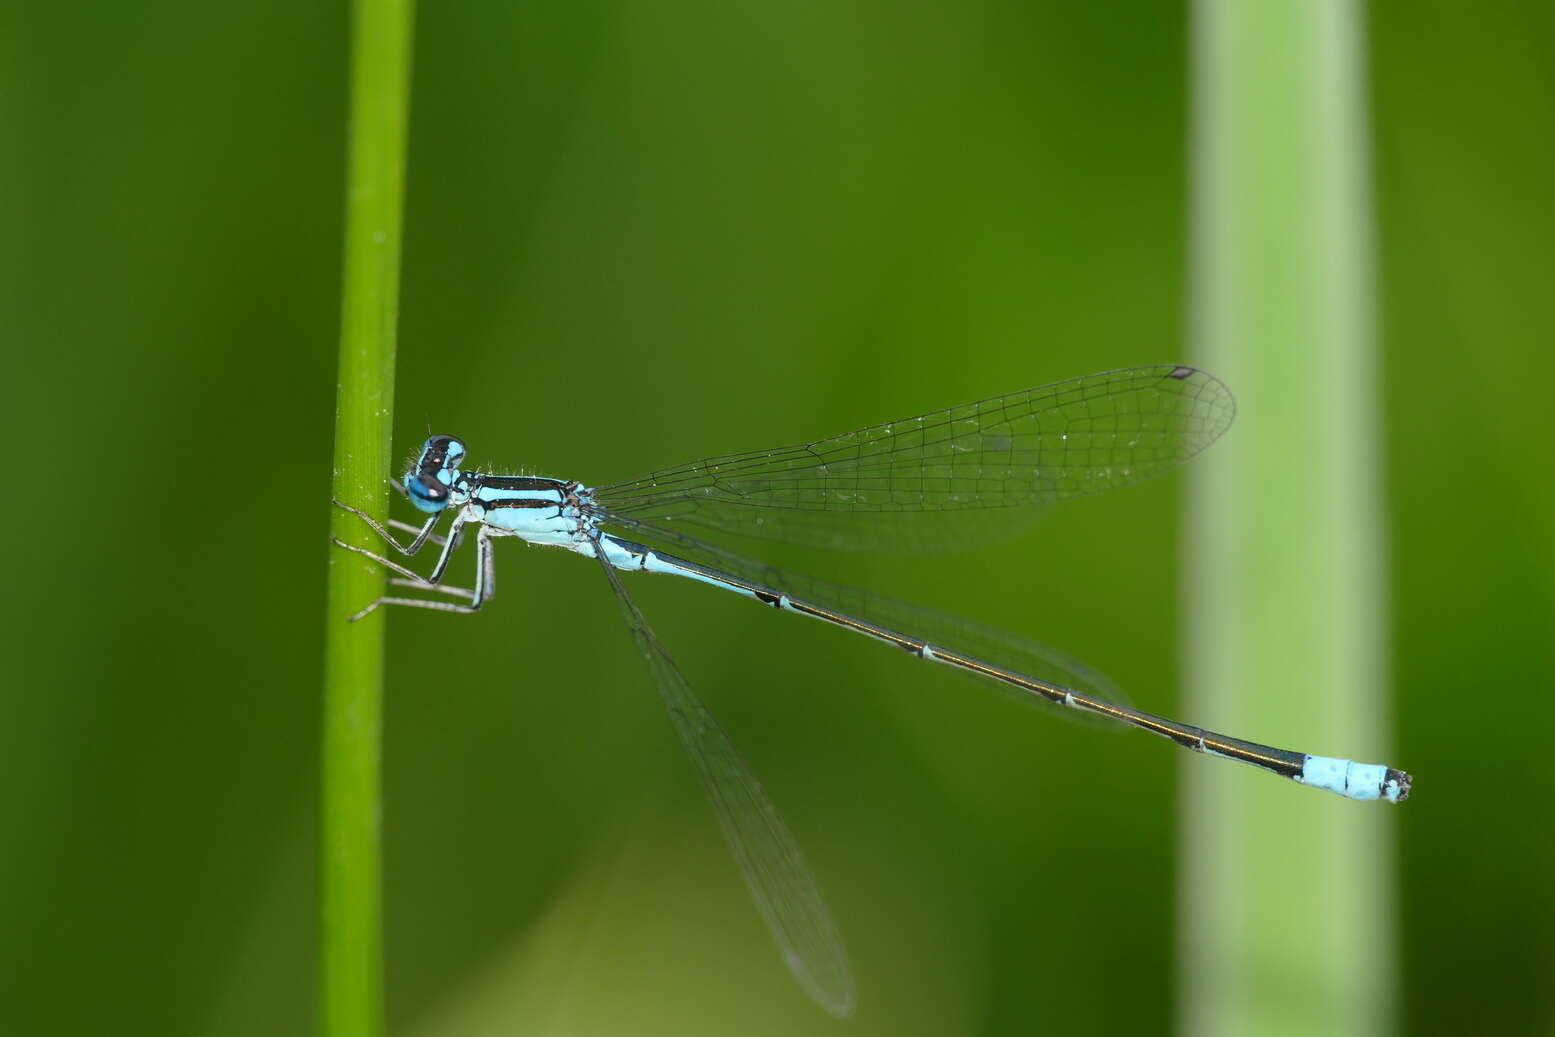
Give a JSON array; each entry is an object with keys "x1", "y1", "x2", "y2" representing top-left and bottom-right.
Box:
[{"x1": 406, "y1": 475, "x2": 449, "y2": 513}]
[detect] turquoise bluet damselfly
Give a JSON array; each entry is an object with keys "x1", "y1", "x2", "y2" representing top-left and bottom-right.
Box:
[{"x1": 331, "y1": 364, "x2": 1411, "y2": 1016}]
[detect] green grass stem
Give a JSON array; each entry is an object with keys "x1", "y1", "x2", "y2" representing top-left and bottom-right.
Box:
[
  {"x1": 322, "y1": 0, "x2": 415, "y2": 1034},
  {"x1": 1180, "y1": 3, "x2": 1396, "y2": 1035}
]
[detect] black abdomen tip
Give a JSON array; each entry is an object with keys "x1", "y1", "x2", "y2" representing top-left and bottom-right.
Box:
[{"x1": 1387, "y1": 768, "x2": 1413, "y2": 802}]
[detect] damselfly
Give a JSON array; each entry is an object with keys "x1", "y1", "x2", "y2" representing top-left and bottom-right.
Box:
[{"x1": 331, "y1": 364, "x2": 1411, "y2": 1016}]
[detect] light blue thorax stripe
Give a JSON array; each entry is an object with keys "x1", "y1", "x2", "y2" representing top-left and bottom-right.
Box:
[{"x1": 476, "y1": 483, "x2": 577, "y2": 547}]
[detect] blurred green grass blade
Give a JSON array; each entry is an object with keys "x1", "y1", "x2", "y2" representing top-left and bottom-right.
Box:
[
  {"x1": 323, "y1": 0, "x2": 416, "y2": 1035},
  {"x1": 1182, "y1": 2, "x2": 1396, "y2": 1036}
]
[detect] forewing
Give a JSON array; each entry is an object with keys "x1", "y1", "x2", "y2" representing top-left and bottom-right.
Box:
[{"x1": 593, "y1": 366, "x2": 1233, "y2": 545}]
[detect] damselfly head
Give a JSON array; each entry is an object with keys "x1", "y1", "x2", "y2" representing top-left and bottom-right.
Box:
[{"x1": 405, "y1": 434, "x2": 466, "y2": 513}]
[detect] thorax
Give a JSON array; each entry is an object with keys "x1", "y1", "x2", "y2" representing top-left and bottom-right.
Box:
[{"x1": 461, "y1": 473, "x2": 594, "y2": 550}]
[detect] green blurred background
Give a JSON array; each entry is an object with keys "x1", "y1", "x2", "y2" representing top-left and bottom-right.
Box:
[{"x1": 4, "y1": 1, "x2": 1552, "y2": 1034}]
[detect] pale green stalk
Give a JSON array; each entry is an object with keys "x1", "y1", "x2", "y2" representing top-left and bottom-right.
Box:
[
  {"x1": 1180, "y1": 3, "x2": 1395, "y2": 1035},
  {"x1": 322, "y1": 0, "x2": 415, "y2": 1034}
]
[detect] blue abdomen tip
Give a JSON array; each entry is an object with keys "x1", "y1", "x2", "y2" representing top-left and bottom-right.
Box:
[{"x1": 1301, "y1": 755, "x2": 1411, "y2": 803}]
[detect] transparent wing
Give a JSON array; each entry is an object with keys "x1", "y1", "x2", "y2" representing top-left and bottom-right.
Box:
[
  {"x1": 592, "y1": 366, "x2": 1234, "y2": 546},
  {"x1": 597, "y1": 513, "x2": 1134, "y2": 723},
  {"x1": 608, "y1": 496, "x2": 1052, "y2": 553},
  {"x1": 591, "y1": 535, "x2": 856, "y2": 1017}
]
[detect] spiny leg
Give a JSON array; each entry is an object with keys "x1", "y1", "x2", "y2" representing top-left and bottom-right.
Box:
[
  {"x1": 483, "y1": 530, "x2": 498, "y2": 599},
  {"x1": 383, "y1": 530, "x2": 495, "y2": 602},
  {"x1": 330, "y1": 509, "x2": 466, "y2": 588},
  {"x1": 341, "y1": 523, "x2": 493, "y2": 620},
  {"x1": 389, "y1": 578, "x2": 475, "y2": 601},
  {"x1": 332, "y1": 498, "x2": 442, "y2": 555},
  {"x1": 331, "y1": 538, "x2": 434, "y2": 585},
  {"x1": 349, "y1": 594, "x2": 478, "y2": 619},
  {"x1": 335, "y1": 522, "x2": 454, "y2": 563},
  {"x1": 390, "y1": 518, "x2": 449, "y2": 548}
]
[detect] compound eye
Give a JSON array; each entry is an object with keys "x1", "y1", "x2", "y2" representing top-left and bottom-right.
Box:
[
  {"x1": 405, "y1": 473, "x2": 450, "y2": 513},
  {"x1": 405, "y1": 433, "x2": 467, "y2": 512},
  {"x1": 421, "y1": 434, "x2": 466, "y2": 470}
]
